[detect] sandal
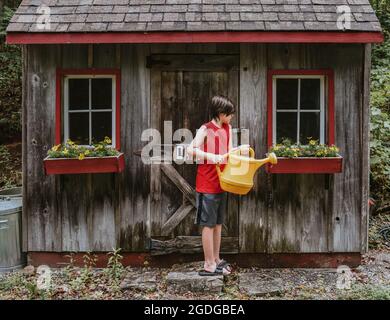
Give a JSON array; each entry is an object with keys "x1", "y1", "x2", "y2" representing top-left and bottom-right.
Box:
[
  {"x1": 198, "y1": 269, "x2": 220, "y2": 276},
  {"x1": 215, "y1": 260, "x2": 232, "y2": 275},
  {"x1": 217, "y1": 259, "x2": 233, "y2": 272}
]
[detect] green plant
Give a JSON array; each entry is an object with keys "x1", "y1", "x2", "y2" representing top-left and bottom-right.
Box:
[
  {"x1": 62, "y1": 253, "x2": 77, "y2": 283},
  {"x1": 47, "y1": 137, "x2": 120, "y2": 159},
  {"x1": 67, "y1": 252, "x2": 98, "y2": 293},
  {"x1": 80, "y1": 252, "x2": 98, "y2": 283},
  {"x1": 369, "y1": 0, "x2": 390, "y2": 207},
  {"x1": 25, "y1": 279, "x2": 52, "y2": 300},
  {"x1": 269, "y1": 138, "x2": 340, "y2": 158},
  {"x1": 0, "y1": 271, "x2": 25, "y2": 291},
  {"x1": 370, "y1": 107, "x2": 390, "y2": 205},
  {"x1": 0, "y1": 144, "x2": 20, "y2": 189},
  {"x1": 104, "y1": 248, "x2": 125, "y2": 286},
  {"x1": 0, "y1": 6, "x2": 22, "y2": 143},
  {"x1": 337, "y1": 284, "x2": 390, "y2": 300}
]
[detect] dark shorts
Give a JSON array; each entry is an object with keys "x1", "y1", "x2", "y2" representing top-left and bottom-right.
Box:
[{"x1": 195, "y1": 192, "x2": 227, "y2": 227}]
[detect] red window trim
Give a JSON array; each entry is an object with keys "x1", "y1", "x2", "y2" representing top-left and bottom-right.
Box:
[
  {"x1": 267, "y1": 69, "x2": 335, "y2": 148},
  {"x1": 56, "y1": 68, "x2": 121, "y2": 150}
]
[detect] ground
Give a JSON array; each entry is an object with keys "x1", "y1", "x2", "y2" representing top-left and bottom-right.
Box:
[{"x1": 0, "y1": 249, "x2": 389, "y2": 300}]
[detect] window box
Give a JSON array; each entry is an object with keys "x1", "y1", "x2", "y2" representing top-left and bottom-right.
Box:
[
  {"x1": 44, "y1": 153, "x2": 125, "y2": 175},
  {"x1": 266, "y1": 155, "x2": 343, "y2": 174}
]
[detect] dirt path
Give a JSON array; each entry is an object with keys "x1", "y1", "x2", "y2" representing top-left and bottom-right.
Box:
[{"x1": 1, "y1": 249, "x2": 389, "y2": 300}]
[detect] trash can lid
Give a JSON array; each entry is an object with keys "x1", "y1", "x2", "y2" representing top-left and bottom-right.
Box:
[{"x1": 0, "y1": 196, "x2": 22, "y2": 216}]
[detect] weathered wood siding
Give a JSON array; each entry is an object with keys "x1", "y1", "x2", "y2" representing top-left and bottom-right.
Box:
[
  {"x1": 23, "y1": 43, "x2": 368, "y2": 254},
  {"x1": 240, "y1": 43, "x2": 368, "y2": 253},
  {"x1": 24, "y1": 44, "x2": 150, "y2": 252}
]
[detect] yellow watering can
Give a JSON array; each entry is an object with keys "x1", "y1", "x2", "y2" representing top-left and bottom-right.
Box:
[{"x1": 216, "y1": 148, "x2": 277, "y2": 195}]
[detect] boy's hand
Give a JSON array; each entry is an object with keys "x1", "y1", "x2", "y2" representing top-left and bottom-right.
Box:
[{"x1": 214, "y1": 154, "x2": 225, "y2": 164}]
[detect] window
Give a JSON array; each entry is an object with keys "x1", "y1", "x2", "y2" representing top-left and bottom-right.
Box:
[
  {"x1": 56, "y1": 69, "x2": 121, "y2": 149},
  {"x1": 267, "y1": 70, "x2": 334, "y2": 147}
]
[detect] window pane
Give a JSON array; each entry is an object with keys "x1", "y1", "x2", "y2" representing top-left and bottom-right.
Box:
[
  {"x1": 92, "y1": 78, "x2": 113, "y2": 110},
  {"x1": 276, "y1": 79, "x2": 298, "y2": 110},
  {"x1": 69, "y1": 113, "x2": 89, "y2": 145},
  {"x1": 300, "y1": 112, "x2": 320, "y2": 143},
  {"x1": 276, "y1": 112, "x2": 297, "y2": 143},
  {"x1": 68, "y1": 79, "x2": 89, "y2": 110},
  {"x1": 301, "y1": 79, "x2": 320, "y2": 110},
  {"x1": 92, "y1": 112, "x2": 112, "y2": 144}
]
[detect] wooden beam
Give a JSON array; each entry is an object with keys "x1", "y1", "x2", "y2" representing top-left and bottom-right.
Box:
[
  {"x1": 361, "y1": 44, "x2": 371, "y2": 254},
  {"x1": 160, "y1": 163, "x2": 196, "y2": 206},
  {"x1": 27, "y1": 251, "x2": 362, "y2": 268},
  {"x1": 161, "y1": 204, "x2": 194, "y2": 236},
  {"x1": 6, "y1": 31, "x2": 384, "y2": 45},
  {"x1": 146, "y1": 54, "x2": 239, "y2": 71},
  {"x1": 21, "y1": 45, "x2": 28, "y2": 252},
  {"x1": 150, "y1": 236, "x2": 239, "y2": 255}
]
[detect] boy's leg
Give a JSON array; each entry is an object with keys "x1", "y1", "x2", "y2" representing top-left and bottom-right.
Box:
[
  {"x1": 213, "y1": 224, "x2": 222, "y2": 264},
  {"x1": 213, "y1": 193, "x2": 231, "y2": 274},
  {"x1": 202, "y1": 226, "x2": 216, "y2": 271}
]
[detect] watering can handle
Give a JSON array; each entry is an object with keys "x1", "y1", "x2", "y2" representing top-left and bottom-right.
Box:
[
  {"x1": 232, "y1": 146, "x2": 255, "y2": 158},
  {"x1": 247, "y1": 147, "x2": 255, "y2": 158},
  {"x1": 216, "y1": 147, "x2": 255, "y2": 177}
]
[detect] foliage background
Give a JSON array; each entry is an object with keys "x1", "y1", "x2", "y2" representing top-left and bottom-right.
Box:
[{"x1": 369, "y1": 0, "x2": 390, "y2": 208}]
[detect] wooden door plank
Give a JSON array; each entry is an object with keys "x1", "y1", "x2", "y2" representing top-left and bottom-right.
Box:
[
  {"x1": 26, "y1": 44, "x2": 62, "y2": 251},
  {"x1": 360, "y1": 44, "x2": 371, "y2": 254},
  {"x1": 149, "y1": 68, "x2": 162, "y2": 239},
  {"x1": 118, "y1": 44, "x2": 151, "y2": 251},
  {"x1": 147, "y1": 54, "x2": 239, "y2": 71},
  {"x1": 151, "y1": 236, "x2": 239, "y2": 255},
  {"x1": 161, "y1": 204, "x2": 195, "y2": 236},
  {"x1": 239, "y1": 44, "x2": 269, "y2": 253},
  {"x1": 161, "y1": 163, "x2": 196, "y2": 206}
]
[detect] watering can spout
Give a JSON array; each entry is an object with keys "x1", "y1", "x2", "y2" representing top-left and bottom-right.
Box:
[
  {"x1": 253, "y1": 152, "x2": 277, "y2": 170},
  {"x1": 216, "y1": 148, "x2": 278, "y2": 195}
]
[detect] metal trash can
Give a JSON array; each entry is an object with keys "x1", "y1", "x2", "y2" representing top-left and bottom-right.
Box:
[{"x1": 0, "y1": 187, "x2": 26, "y2": 273}]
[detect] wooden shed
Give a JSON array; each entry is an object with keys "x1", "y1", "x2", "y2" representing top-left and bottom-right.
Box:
[{"x1": 6, "y1": 0, "x2": 383, "y2": 268}]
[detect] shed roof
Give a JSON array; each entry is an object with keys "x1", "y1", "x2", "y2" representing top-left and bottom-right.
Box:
[{"x1": 5, "y1": 0, "x2": 383, "y2": 44}]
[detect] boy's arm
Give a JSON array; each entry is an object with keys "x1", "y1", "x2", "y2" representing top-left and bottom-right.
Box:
[
  {"x1": 187, "y1": 126, "x2": 224, "y2": 164},
  {"x1": 229, "y1": 124, "x2": 234, "y2": 152}
]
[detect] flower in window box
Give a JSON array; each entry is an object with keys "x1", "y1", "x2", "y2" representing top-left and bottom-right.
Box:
[
  {"x1": 47, "y1": 137, "x2": 120, "y2": 160},
  {"x1": 269, "y1": 138, "x2": 341, "y2": 158},
  {"x1": 267, "y1": 137, "x2": 343, "y2": 174}
]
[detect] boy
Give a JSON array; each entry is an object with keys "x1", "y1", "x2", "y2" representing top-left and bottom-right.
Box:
[{"x1": 187, "y1": 95, "x2": 247, "y2": 276}]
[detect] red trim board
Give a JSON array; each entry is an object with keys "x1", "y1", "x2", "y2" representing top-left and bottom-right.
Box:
[{"x1": 6, "y1": 31, "x2": 384, "y2": 45}]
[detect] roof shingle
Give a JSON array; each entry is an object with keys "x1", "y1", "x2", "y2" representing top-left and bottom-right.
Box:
[{"x1": 6, "y1": 0, "x2": 382, "y2": 33}]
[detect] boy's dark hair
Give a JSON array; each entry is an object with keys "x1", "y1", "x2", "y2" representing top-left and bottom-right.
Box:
[{"x1": 210, "y1": 95, "x2": 235, "y2": 120}]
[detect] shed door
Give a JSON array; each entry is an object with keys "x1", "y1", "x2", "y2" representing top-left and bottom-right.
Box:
[{"x1": 148, "y1": 54, "x2": 240, "y2": 255}]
